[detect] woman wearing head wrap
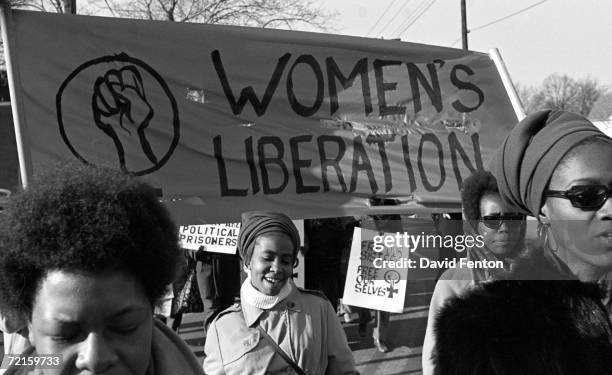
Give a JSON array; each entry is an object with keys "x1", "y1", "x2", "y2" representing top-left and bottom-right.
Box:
[
  {"x1": 203, "y1": 211, "x2": 358, "y2": 375},
  {"x1": 421, "y1": 170, "x2": 526, "y2": 375},
  {"x1": 429, "y1": 110, "x2": 612, "y2": 375},
  {"x1": 492, "y1": 109, "x2": 612, "y2": 285}
]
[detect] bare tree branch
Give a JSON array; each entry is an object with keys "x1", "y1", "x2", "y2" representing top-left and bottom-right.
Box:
[
  {"x1": 518, "y1": 74, "x2": 608, "y2": 117},
  {"x1": 102, "y1": 0, "x2": 117, "y2": 16},
  {"x1": 78, "y1": 0, "x2": 336, "y2": 31}
]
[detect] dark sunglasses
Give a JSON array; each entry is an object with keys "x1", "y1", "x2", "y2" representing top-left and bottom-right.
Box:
[
  {"x1": 544, "y1": 185, "x2": 612, "y2": 210},
  {"x1": 479, "y1": 214, "x2": 525, "y2": 230}
]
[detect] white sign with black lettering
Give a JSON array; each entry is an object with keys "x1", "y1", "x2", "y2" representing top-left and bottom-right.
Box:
[
  {"x1": 179, "y1": 223, "x2": 240, "y2": 254},
  {"x1": 342, "y1": 227, "x2": 408, "y2": 313}
]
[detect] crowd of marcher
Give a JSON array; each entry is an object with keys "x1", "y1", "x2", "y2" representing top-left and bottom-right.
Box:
[{"x1": 1, "y1": 109, "x2": 612, "y2": 374}]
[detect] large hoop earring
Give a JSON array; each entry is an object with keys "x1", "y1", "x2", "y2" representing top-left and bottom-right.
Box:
[{"x1": 537, "y1": 221, "x2": 558, "y2": 252}]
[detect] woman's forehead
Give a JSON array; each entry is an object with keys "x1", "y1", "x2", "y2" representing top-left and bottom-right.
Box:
[
  {"x1": 480, "y1": 193, "x2": 502, "y2": 209},
  {"x1": 253, "y1": 232, "x2": 295, "y2": 253},
  {"x1": 33, "y1": 270, "x2": 150, "y2": 313},
  {"x1": 255, "y1": 231, "x2": 293, "y2": 243},
  {"x1": 552, "y1": 141, "x2": 612, "y2": 186},
  {"x1": 480, "y1": 193, "x2": 521, "y2": 214}
]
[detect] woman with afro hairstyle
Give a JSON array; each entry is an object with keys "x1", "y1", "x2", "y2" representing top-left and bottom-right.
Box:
[
  {"x1": 0, "y1": 164, "x2": 204, "y2": 375},
  {"x1": 421, "y1": 170, "x2": 526, "y2": 375}
]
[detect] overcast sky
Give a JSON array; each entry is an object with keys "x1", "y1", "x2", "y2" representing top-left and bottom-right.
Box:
[{"x1": 315, "y1": 0, "x2": 612, "y2": 89}]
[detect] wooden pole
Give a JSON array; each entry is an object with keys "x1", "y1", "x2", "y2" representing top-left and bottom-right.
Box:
[
  {"x1": 0, "y1": 0, "x2": 31, "y2": 188},
  {"x1": 490, "y1": 48, "x2": 526, "y2": 121},
  {"x1": 461, "y1": 0, "x2": 468, "y2": 50}
]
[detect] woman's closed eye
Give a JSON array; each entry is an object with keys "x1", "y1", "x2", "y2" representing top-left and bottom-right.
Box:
[
  {"x1": 108, "y1": 312, "x2": 146, "y2": 335},
  {"x1": 50, "y1": 331, "x2": 81, "y2": 343},
  {"x1": 109, "y1": 323, "x2": 139, "y2": 335},
  {"x1": 262, "y1": 255, "x2": 292, "y2": 265}
]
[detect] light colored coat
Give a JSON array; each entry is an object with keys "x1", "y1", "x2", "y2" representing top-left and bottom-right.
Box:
[{"x1": 204, "y1": 287, "x2": 358, "y2": 375}]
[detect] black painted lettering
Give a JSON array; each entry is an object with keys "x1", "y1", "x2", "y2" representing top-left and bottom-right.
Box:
[
  {"x1": 450, "y1": 64, "x2": 485, "y2": 112},
  {"x1": 350, "y1": 136, "x2": 378, "y2": 193},
  {"x1": 400, "y1": 135, "x2": 417, "y2": 193},
  {"x1": 317, "y1": 135, "x2": 347, "y2": 192},
  {"x1": 417, "y1": 133, "x2": 445, "y2": 191},
  {"x1": 448, "y1": 132, "x2": 484, "y2": 189},
  {"x1": 211, "y1": 50, "x2": 291, "y2": 116},
  {"x1": 290, "y1": 135, "x2": 319, "y2": 194},
  {"x1": 373, "y1": 59, "x2": 406, "y2": 116},
  {"x1": 287, "y1": 55, "x2": 324, "y2": 117},
  {"x1": 372, "y1": 140, "x2": 392, "y2": 192},
  {"x1": 326, "y1": 57, "x2": 372, "y2": 115},
  {"x1": 406, "y1": 62, "x2": 443, "y2": 114},
  {"x1": 257, "y1": 136, "x2": 289, "y2": 195},
  {"x1": 245, "y1": 137, "x2": 260, "y2": 195},
  {"x1": 214, "y1": 135, "x2": 248, "y2": 196}
]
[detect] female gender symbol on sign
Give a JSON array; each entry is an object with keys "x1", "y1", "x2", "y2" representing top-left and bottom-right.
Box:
[{"x1": 384, "y1": 270, "x2": 401, "y2": 298}]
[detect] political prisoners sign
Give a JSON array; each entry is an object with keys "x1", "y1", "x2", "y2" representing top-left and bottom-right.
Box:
[
  {"x1": 343, "y1": 227, "x2": 408, "y2": 313},
  {"x1": 179, "y1": 223, "x2": 240, "y2": 254},
  {"x1": 7, "y1": 10, "x2": 517, "y2": 223}
]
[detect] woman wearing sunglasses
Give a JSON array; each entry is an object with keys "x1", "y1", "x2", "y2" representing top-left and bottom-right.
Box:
[
  {"x1": 421, "y1": 170, "x2": 526, "y2": 375},
  {"x1": 430, "y1": 110, "x2": 612, "y2": 375},
  {"x1": 493, "y1": 109, "x2": 612, "y2": 287}
]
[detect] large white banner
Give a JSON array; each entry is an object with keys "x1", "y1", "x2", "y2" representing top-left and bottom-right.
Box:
[{"x1": 5, "y1": 10, "x2": 517, "y2": 223}]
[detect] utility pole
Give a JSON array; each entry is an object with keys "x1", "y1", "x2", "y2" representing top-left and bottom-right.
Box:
[{"x1": 461, "y1": 0, "x2": 468, "y2": 50}]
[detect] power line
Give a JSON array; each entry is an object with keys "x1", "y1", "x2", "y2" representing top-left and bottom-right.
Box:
[
  {"x1": 396, "y1": 0, "x2": 437, "y2": 38},
  {"x1": 471, "y1": 0, "x2": 549, "y2": 32},
  {"x1": 447, "y1": 0, "x2": 550, "y2": 47},
  {"x1": 366, "y1": 0, "x2": 401, "y2": 37},
  {"x1": 389, "y1": 0, "x2": 431, "y2": 37},
  {"x1": 376, "y1": 0, "x2": 415, "y2": 37},
  {"x1": 395, "y1": 0, "x2": 436, "y2": 37}
]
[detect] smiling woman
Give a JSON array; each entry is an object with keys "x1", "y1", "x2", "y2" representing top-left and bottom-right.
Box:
[
  {"x1": 203, "y1": 211, "x2": 358, "y2": 375},
  {"x1": 0, "y1": 164, "x2": 204, "y2": 375}
]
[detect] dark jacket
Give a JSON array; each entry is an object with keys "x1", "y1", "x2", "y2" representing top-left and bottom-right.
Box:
[{"x1": 433, "y1": 279, "x2": 612, "y2": 375}]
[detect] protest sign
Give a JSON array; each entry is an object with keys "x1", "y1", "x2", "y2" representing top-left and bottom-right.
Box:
[
  {"x1": 3, "y1": 10, "x2": 518, "y2": 223},
  {"x1": 179, "y1": 223, "x2": 240, "y2": 254},
  {"x1": 342, "y1": 227, "x2": 408, "y2": 313}
]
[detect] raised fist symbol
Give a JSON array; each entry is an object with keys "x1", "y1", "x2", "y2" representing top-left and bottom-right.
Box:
[{"x1": 92, "y1": 65, "x2": 156, "y2": 172}]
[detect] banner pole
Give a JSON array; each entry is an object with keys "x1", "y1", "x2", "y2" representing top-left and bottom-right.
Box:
[
  {"x1": 489, "y1": 48, "x2": 525, "y2": 121},
  {"x1": 1, "y1": 1, "x2": 31, "y2": 188}
]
